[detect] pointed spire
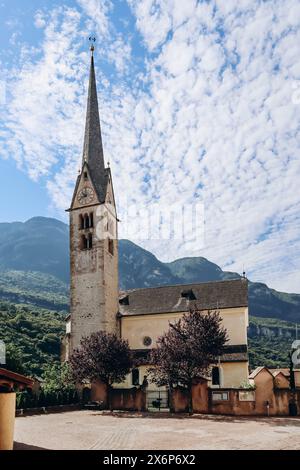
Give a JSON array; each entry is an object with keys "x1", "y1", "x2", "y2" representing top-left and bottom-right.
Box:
[{"x1": 82, "y1": 42, "x2": 106, "y2": 199}]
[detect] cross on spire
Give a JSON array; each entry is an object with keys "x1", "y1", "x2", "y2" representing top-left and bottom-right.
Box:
[{"x1": 89, "y1": 36, "x2": 96, "y2": 55}]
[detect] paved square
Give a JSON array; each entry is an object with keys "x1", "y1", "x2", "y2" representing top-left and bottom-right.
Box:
[{"x1": 14, "y1": 410, "x2": 300, "y2": 450}]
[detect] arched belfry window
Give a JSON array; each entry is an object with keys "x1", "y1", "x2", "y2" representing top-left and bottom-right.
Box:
[
  {"x1": 79, "y1": 212, "x2": 94, "y2": 230},
  {"x1": 81, "y1": 235, "x2": 88, "y2": 250},
  {"x1": 87, "y1": 233, "x2": 93, "y2": 250},
  {"x1": 80, "y1": 233, "x2": 92, "y2": 250},
  {"x1": 84, "y1": 214, "x2": 89, "y2": 229}
]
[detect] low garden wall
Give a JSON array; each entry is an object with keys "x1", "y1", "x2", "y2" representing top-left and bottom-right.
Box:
[
  {"x1": 19, "y1": 379, "x2": 299, "y2": 416},
  {"x1": 16, "y1": 403, "x2": 81, "y2": 417},
  {"x1": 208, "y1": 388, "x2": 300, "y2": 416},
  {"x1": 111, "y1": 387, "x2": 146, "y2": 411}
]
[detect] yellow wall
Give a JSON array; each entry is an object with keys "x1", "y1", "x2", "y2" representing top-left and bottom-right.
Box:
[
  {"x1": 115, "y1": 362, "x2": 248, "y2": 390},
  {"x1": 121, "y1": 307, "x2": 248, "y2": 350},
  {"x1": 114, "y1": 365, "x2": 163, "y2": 391},
  {"x1": 221, "y1": 362, "x2": 249, "y2": 388}
]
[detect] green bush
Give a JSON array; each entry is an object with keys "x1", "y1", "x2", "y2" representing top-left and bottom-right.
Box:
[{"x1": 16, "y1": 389, "x2": 37, "y2": 409}]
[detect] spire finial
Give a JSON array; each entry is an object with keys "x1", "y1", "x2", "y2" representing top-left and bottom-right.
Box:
[{"x1": 89, "y1": 36, "x2": 96, "y2": 55}]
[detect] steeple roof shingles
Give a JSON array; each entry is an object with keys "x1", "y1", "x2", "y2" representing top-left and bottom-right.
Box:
[{"x1": 82, "y1": 52, "x2": 108, "y2": 203}]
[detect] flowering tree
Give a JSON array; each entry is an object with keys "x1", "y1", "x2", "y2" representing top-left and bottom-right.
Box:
[
  {"x1": 148, "y1": 308, "x2": 228, "y2": 413},
  {"x1": 69, "y1": 331, "x2": 132, "y2": 409}
]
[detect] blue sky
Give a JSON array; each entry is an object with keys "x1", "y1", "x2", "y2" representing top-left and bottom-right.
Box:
[{"x1": 0, "y1": 0, "x2": 300, "y2": 293}]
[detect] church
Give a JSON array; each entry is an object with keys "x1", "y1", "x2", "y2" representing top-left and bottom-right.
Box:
[{"x1": 63, "y1": 46, "x2": 249, "y2": 403}]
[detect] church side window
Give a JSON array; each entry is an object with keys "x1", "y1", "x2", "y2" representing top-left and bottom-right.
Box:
[
  {"x1": 212, "y1": 366, "x2": 220, "y2": 386},
  {"x1": 132, "y1": 368, "x2": 140, "y2": 386}
]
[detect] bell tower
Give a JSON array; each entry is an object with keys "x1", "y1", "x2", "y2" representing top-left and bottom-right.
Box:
[{"x1": 66, "y1": 43, "x2": 118, "y2": 354}]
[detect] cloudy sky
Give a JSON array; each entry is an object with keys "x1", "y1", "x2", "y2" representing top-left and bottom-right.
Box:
[{"x1": 0, "y1": 0, "x2": 300, "y2": 293}]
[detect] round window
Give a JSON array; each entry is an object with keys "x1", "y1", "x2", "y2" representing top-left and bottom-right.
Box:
[{"x1": 143, "y1": 336, "x2": 152, "y2": 347}]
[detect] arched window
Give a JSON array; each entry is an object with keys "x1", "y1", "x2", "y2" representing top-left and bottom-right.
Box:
[
  {"x1": 212, "y1": 366, "x2": 220, "y2": 386},
  {"x1": 81, "y1": 235, "x2": 88, "y2": 250},
  {"x1": 108, "y1": 238, "x2": 114, "y2": 255},
  {"x1": 89, "y1": 212, "x2": 94, "y2": 228},
  {"x1": 80, "y1": 212, "x2": 94, "y2": 229},
  {"x1": 84, "y1": 214, "x2": 90, "y2": 229},
  {"x1": 87, "y1": 233, "x2": 93, "y2": 250},
  {"x1": 132, "y1": 368, "x2": 140, "y2": 386}
]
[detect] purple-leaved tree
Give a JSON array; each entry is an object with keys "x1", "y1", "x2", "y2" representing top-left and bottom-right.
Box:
[
  {"x1": 148, "y1": 308, "x2": 228, "y2": 413},
  {"x1": 69, "y1": 331, "x2": 132, "y2": 409}
]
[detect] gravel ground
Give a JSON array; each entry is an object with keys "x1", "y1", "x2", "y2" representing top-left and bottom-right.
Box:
[{"x1": 14, "y1": 410, "x2": 300, "y2": 450}]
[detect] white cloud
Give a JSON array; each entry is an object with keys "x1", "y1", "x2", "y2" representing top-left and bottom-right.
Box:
[
  {"x1": 34, "y1": 11, "x2": 46, "y2": 29},
  {"x1": 1, "y1": 0, "x2": 300, "y2": 295}
]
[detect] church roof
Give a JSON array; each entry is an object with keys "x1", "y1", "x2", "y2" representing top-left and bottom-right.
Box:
[
  {"x1": 81, "y1": 51, "x2": 108, "y2": 203},
  {"x1": 119, "y1": 278, "x2": 248, "y2": 316}
]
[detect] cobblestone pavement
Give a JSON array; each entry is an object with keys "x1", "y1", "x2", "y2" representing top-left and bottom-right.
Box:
[{"x1": 14, "y1": 410, "x2": 300, "y2": 450}]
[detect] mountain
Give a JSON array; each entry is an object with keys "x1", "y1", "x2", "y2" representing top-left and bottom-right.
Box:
[
  {"x1": 166, "y1": 257, "x2": 239, "y2": 283},
  {"x1": 0, "y1": 217, "x2": 299, "y2": 322},
  {"x1": 0, "y1": 269, "x2": 68, "y2": 311},
  {"x1": 119, "y1": 239, "x2": 180, "y2": 289},
  {"x1": 0, "y1": 217, "x2": 69, "y2": 281}
]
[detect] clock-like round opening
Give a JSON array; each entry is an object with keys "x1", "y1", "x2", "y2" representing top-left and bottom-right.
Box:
[{"x1": 143, "y1": 336, "x2": 152, "y2": 347}]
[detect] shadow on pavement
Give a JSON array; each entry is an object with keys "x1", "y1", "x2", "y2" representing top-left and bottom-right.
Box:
[
  {"x1": 90, "y1": 410, "x2": 300, "y2": 426},
  {"x1": 13, "y1": 441, "x2": 48, "y2": 450}
]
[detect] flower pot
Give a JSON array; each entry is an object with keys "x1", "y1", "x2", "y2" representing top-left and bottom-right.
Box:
[{"x1": 0, "y1": 393, "x2": 16, "y2": 450}]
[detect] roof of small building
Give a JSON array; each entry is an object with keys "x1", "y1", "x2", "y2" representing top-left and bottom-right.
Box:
[
  {"x1": 249, "y1": 366, "x2": 274, "y2": 379},
  {"x1": 119, "y1": 278, "x2": 248, "y2": 316},
  {"x1": 269, "y1": 368, "x2": 290, "y2": 377},
  {"x1": 0, "y1": 367, "x2": 34, "y2": 387}
]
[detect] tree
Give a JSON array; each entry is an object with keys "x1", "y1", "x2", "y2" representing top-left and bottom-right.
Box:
[
  {"x1": 5, "y1": 345, "x2": 26, "y2": 375},
  {"x1": 148, "y1": 308, "x2": 228, "y2": 414},
  {"x1": 42, "y1": 362, "x2": 75, "y2": 393},
  {"x1": 69, "y1": 331, "x2": 132, "y2": 409}
]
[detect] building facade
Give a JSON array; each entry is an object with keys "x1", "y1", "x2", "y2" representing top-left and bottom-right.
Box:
[{"x1": 64, "y1": 50, "x2": 250, "y2": 395}]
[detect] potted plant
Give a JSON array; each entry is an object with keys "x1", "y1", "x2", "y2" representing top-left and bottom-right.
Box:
[{"x1": 0, "y1": 384, "x2": 16, "y2": 450}]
